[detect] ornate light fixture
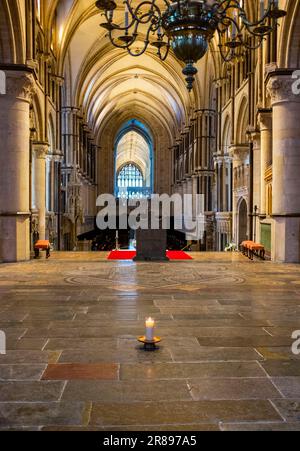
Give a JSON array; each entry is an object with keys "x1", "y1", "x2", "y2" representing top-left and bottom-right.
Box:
[{"x1": 95, "y1": 1, "x2": 286, "y2": 91}]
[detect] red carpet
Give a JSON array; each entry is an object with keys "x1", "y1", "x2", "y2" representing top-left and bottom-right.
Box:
[
  {"x1": 167, "y1": 251, "x2": 193, "y2": 260},
  {"x1": 107, "y1": 250, "x2": 193, "y2": 260},
  {"x1": 108, "y1": 250, "x2": 136, "y2": 260}
]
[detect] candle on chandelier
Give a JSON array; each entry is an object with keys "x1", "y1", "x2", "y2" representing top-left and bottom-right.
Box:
[
  {"x1": 125, "y1": 3, "x2": 129, "y2": 28},
  {"x1": 260, "y1": 0, "x2": 265, "y2": 19},
  {"x1": 145, "y1": 317, "x2": 155, "y2": 341}
]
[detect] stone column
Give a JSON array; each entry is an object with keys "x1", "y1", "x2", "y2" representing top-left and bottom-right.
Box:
[
  {"x1": 258, "y1": 111, "x2": 272, "y2": 215},
  {"x1": 251, "y1": 132, "x2": 261, "y2": 213},
  {"x1": 61, "y1": 107, "x2": 79, "y2": 167},
  {"x1": 32, "y1": 142, "x2": 49, "y2": 240},
  {"x1": 186, "y1": 177, "x2": 193, "y2": 195},
  {"x1": 0, "y1": 70, "x2": 35, "y2": 262},
  {"x1": 267, "y1": 72, "x2": 300, "y2": 262},
  {"x1": 182, "y1": 179, "x2": 188, "y2": 198},
  {"x1": 192, "y1": 175, "x2": 198, "y2": 218},
  {"x1": 248, "y1": 131, "x2": 261, "y2": 242}
]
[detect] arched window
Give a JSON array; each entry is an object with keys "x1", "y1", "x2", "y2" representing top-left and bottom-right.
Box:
[
  {"x1": 117, "y1": 164, "x2": 143, "y2": 189},
  {"x1": 36, "y1": 0, "x2": 41, "y2": 21}
]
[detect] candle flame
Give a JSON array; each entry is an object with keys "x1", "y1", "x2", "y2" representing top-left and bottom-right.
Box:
[{"x1": 146, "y1": 317, "x2": 155, "y2": 327}]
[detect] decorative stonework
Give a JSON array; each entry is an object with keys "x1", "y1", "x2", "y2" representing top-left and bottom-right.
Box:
[
  {"x1": 65, "y1": 167, "x2": 84, "y2": 225},
  {"x1": 264, "y1": 62, "x2": 278, "y2": 78},
  {"x1": 5, "y1": 71, "x2": 35, "y2": 103},
  {"x1": 215, "y1": 212, "x2": 232, "y2": 234},
  {"x1": 267, "y1": 75, "x2": 300, "y2": 105},
  {"x1": 52, "y1": 149, "x2": 64, "y2": 162},
  {"x1": 229, "y1": 145, "x2": 249, "y2": 161},
  {"x1": 258, "y1": 111, "x2": 272, "y2": 132},
  {"x1": 31, "y1": 212, "x2": 39, "y2": 235},
  {"x1": 32, "y1": 142, "x2": 49, "y2": 159}
]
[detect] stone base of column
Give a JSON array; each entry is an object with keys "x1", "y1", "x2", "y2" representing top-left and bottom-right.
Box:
[
  {"x1": 0, "y1": 215, "x2": 30, "y2": 262},
  {"x1": 272, "y1": 217, "x2": 300, "y2": 263}
]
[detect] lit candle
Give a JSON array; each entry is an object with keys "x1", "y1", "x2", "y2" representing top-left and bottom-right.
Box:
[{"x1": 145, "y1": 317, "x2": 155, "y2": 341}]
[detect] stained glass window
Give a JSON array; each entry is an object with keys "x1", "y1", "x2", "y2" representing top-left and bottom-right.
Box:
[{"x1": 117, "y1": 164, "x2": 143, "y2": 188}]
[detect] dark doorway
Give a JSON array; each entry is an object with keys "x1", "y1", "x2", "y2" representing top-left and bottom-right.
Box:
[{"x1": 238, "y1": 199, "x2": 248, "y2": 244}]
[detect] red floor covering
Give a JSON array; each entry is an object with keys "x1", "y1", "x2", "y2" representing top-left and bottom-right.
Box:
[{"x1": 107, "y1": 250, "x2": 193, "y2": 260}]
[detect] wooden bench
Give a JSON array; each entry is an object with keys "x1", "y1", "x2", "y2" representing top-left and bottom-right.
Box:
[
  {"x1": 34, "y1": 240, "x2": 51, "y2": 259},
  {"x1": 240, "y1": 240, "x2": 265, "y2": 260},
  {"x1": 240, "y1": 241, "x2": 254, "y2": 257}
]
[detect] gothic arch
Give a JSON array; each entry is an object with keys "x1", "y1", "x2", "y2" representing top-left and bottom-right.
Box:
[
  {"x1": 222, "y1": 114, "x2": 232, "y2": 154},
  {"x1": 235, "y1": 96, "x2": 249, "y2": 145},
  {"x1": 31, "y1": 95, "x2": 44, "y2": 142},
  {"x1": 0, "y1": 0, "x2": 24, "y2": 64},
  {"x1": 237, "y1": 197, "x2": 248, "y2": 244},
  {"x1": 48, "y1": 113, "x2": 56, "y2": 153},
  {"x1": 279, "y1": 0, "x2": 300, "y2": 68}
]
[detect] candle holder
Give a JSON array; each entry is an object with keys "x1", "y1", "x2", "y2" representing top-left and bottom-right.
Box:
[{"x1": 138, "y1": 336, "x2": 161, "y2": 351}]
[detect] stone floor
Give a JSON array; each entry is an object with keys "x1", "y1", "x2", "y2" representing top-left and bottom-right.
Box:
[{"x1": 0, "y1": 252, "x2": 300, "y2": 431}]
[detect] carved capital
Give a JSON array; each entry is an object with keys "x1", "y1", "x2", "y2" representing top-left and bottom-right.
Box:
[
  {"x1": 267, "y1": 74, "x2": 300, "y2": 105},
  {"x1": 258, "y1": 110, "x2": 272, "y2": 132},
  {"x1": 228, "y1": 145, "x2": 249, "y2": 160},
  {"x1": 4, "y1": 71, "x2": 35, "y2": 103},
  {"x1": 246, "y1": 126, "x2": 260, "y2": 148},
  {"x1": 32, "y1": 142, "x2": 49, "y2": 159},
  {"x1": 52, "y1": 149, "x2": 64, "y2": 162}
]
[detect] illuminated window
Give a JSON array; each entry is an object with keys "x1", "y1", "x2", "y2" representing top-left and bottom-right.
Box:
[
  {"x1": 36, "y1": 0, "x2": 41, "y2": 21},
  {"x1": 117, "y1": 164, "x2": 143, "y2": 189}
]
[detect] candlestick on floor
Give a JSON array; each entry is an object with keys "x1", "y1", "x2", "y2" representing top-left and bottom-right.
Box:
[{"x1": 138, "y1": 336, "x2": 161, "y2": 351}]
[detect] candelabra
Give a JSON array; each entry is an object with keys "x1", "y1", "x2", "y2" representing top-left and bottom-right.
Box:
[{"x1": 96, "y1": 1, "x2": 286, "y2": 90}]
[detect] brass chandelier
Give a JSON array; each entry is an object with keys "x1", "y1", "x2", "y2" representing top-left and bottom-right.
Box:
[{"x1": 95, "y1": 1, "x2": 286, "y2": 91}]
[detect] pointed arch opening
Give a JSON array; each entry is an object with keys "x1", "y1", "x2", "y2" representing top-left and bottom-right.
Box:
[{"x1": 114, "y1": 120, "x2": 153, "y2": 199}]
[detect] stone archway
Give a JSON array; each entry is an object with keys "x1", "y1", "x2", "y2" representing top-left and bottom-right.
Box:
[{"x1": 238, "y1": 198, "x2": 248, "y2": 244}]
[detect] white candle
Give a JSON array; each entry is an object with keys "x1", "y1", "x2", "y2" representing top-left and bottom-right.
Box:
[
  {"x1": 145, "y1": 317, "x2": 155, "y2": 341},
  {"x1": 125, "y1": 4, "x2": 129, "y2": 28},
  {"x1": 260, "y1": 0, "x2": 265, "y2": 19}
]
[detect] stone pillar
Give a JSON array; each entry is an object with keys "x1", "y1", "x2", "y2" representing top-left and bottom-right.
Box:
[
  {"x1": 0, "y1": 70, "x2": 35, "y2": 262},
  {"x1": 248, "y1": 131, "x2": 261, "y2": 242},
  {"x1": 192, "y1": 175, "x2": 198, "y2": 218},
  {"x1": 251, "y1": 133, "x2": 261, "y2": 213},
  {"x1": 32, "y1": 142, "x2": 49, "y2": 240},
  {"x1": 215, "y1": 159, "x2": 221, "y2": 211},
  {"x1": 61, "y1": 107, "x2": 79, "y2": 167},
  {"x1": 258, "y1": 111, "x2": 272, "y2": 215},
  {"x1": 267, "y1": 72, "x2": 300, "y2": 262},
  {"x1": 182, "y1": 179, "x2": 188, "y2": 198},
  {"x1": 186, "y1": 177, "x2": 193, "y2": 195}
]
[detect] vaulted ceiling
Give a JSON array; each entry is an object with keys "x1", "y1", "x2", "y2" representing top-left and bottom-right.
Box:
[
  {"x1": 116, "y1": 130, "x2": 151, "y2": 183},
  {"x1": 51, "y1": 0, "x2": 206, "y2": 144}
]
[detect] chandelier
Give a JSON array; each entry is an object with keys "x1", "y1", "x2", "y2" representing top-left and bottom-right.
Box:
[{"x1": 95, "y1": 1, "x2": 286, "y2": 91}]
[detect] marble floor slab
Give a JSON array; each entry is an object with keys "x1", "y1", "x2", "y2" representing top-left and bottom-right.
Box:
[{"x1": 0, "y1": 252, "x2": 300, "y2": 430}]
